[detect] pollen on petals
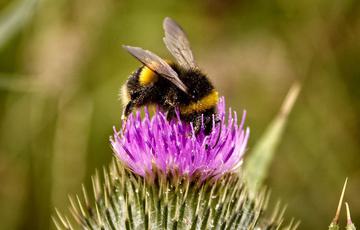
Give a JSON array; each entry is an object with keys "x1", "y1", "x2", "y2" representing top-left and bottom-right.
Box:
[{"x1": 111, "y1": 97, "x2": 250, "y2": 181}]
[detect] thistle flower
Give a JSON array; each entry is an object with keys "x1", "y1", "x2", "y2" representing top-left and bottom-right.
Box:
[
  {"x1": 53, "y1": 97, "x2": 296, "y2": 230},
  {"x1": 111, "y1": 97, "x2": 250, "y2": 182}
]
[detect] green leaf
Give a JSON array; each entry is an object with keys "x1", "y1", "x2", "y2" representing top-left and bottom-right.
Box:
[{"x1": 244, "y1": 83, "x2": 301, "y2": 197}]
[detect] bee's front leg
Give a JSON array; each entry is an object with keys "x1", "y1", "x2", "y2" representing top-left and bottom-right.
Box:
[{"x1": 122, "y1": 101, "x2": 134, "y2": 121}]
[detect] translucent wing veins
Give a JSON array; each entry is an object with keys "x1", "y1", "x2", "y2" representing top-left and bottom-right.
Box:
[{"x1": 163, "y1": 17, "x2": 197, "y2": 69}]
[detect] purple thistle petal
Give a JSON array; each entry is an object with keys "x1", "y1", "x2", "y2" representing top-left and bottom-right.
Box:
[{"x1": 111, "y1": 97, "x2": 249, "y2": 181}]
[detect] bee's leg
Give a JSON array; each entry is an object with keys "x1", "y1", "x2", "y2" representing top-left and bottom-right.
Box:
[
  {"x1": 121, "y1": 102, "x2": 135, "y2": 133},
  {"x1": 203, "y1": 114, "x2": 221, "y2": 150},
  {"x1": 193, "y1": 115, "x2": 202, "y2": 135},
  {"x1": 122, "y1": 101, "x2": 134, "y2": 121},
  {"x1": 166, "y1": 106, "x2": 176, "y2": 121},
  {"x1": 211, "y1": 119, "x2": 222, "y2": 148},
  {"x1": 212, "y1": 115, "x2": 221, "y2": 132},
  {"x1": 203, "y1": 115, "x2": 214, "y2": 135},
  {"x1": 164, "y1": 89, "x2": 178, "y2": 120}
]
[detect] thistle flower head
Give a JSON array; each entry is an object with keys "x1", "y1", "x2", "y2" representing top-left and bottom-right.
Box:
[
  {"x1": 111, "y1": 97, "x2": 250, "y2": 181},
  {"x1": 55, "y1": 97, "x2": 295, "y2": 230}
]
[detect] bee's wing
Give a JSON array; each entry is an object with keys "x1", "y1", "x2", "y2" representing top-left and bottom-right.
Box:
[
  {"x1": 163, "y1": 17, "x2": 197, "y2": 69},
  {"x1": 123, "y1": 45, "x2": 188, "y2": 93}
]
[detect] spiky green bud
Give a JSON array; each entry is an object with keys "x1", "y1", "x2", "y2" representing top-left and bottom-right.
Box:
[
  {"x1": 345, "y1": 203, "x2": 356, "y2": 230},
  {"x1": 53, "y1": 159, "x2": 297, "y2": 229}
]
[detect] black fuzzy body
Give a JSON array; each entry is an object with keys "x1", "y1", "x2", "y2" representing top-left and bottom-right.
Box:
[{"x1": 123, "y1": 64, "x2": 217, "y2": 134}]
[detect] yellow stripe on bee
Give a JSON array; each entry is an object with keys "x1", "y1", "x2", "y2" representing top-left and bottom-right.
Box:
[
  {"x1": 180, "y1": 90, "x2": 219, "y2": 115},
  {"x1": 139, "y1": 66, "x2": 158, "y2": 86}
]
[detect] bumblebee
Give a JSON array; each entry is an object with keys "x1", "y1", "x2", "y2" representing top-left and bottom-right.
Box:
[{"x1": 121, "y1": 17, "x2": 219, "y2": 135}]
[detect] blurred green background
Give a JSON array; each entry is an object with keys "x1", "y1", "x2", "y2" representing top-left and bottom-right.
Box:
[{"x1": 0, "y1": 0, "x2": 359, "y2": 229}]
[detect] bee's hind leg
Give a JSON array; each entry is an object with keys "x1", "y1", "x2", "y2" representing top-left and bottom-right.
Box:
[
  {"x1": 166, "y1": 106, "x2": 176, "y2": 121},
  {"x1": 193, "y1": 115, "x2": 203, "y2": 135},
  {"x1": 164, "y1": 91, "x2": 178, "y2": 122},
  {"x1": 192, "y1": 111, "x2": 219, "y2": 136}
]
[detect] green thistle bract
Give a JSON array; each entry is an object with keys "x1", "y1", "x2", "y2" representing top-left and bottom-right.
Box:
[{"x1": 54, "y1": 160, "x2": 295, "y2": 229}]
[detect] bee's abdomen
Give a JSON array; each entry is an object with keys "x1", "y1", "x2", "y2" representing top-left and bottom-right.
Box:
[
  {"x1": 180, "y1": 90, "x2": 218, "y2": 115},
  {"x1": 176, "y1": 68, "x2": 218, "y2": 115}
]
